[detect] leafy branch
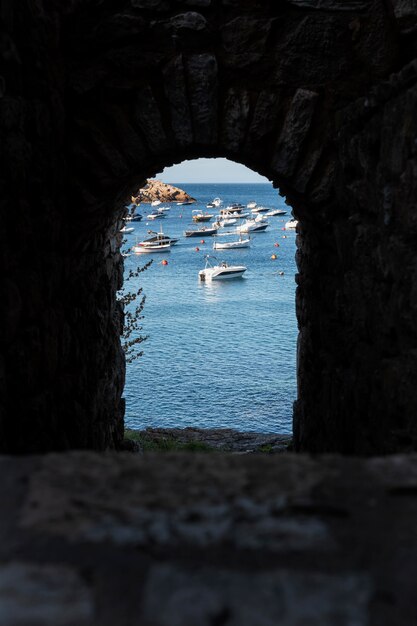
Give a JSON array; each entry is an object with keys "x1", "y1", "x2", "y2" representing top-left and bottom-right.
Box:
[{"x1": 118, "y1": 246, "x2": 153, "y2": 363}]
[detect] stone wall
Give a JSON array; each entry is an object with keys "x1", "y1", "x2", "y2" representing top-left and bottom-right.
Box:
[{"x1": 1, "y1": 0, "x2": 416, "y2": 453}]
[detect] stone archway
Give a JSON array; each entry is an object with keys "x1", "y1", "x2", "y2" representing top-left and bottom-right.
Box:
[{"x1": 1, "y1": 0, "x2": 416, "y2": 453}]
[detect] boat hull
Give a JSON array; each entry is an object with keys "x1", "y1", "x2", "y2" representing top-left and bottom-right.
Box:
[
  {"x1": 199, "y1": 267, "x2": 246, "y2": 281},
  {"x1": 213, "y1": 239, "x2": 250, "y2": 249},
  {"x1": 184, "y1": 228, "x2": 217, "y2": 237}
]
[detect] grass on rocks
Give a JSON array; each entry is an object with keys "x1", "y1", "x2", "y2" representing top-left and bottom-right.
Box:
[{"x1": 125, "y1": 429, "x2": 214, "y2": 453}]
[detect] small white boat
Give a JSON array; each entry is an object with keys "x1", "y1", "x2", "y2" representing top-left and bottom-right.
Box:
[
  {"x1": 192, "y1": 210, "x2": 214, "y2": 222},
  {"x1": 251, "y1": 206, "x2": 269, "y2": 214},
  {"x1": 184, "y1": 225, "x2": 218, "y2": 237},
  {"x1": 247, "y1": 201, "x2": 257, "y2": 209},
  {"x1": 237, "y1": 218, "x2": 269, "y2": 233},
  {"x1": 177, "y1": 200, "x2": 194, "y2": 205},
  {"x1": 285, "y1": 219, "x2": 298, "y2": 230},
  {"x1": 213, "y1": 215, "x2": 237, "y2": 228},
  {"x1": 199, "y1": 256, "x2": 247, "y2": 281},
  {"x1": 120, "y1": 226, "x2": 135, "y2": 234},
  {"x1": 140, "y1": 227, "x2": 179, "y2": 246},
  {"x1": 265, "y1": 209, "x2": 287, "y2": 217},
  {"x1": 213, "y1": 234, "x2": 251, "y2": 250},
  {"x1": 206, "y1": 197, "x2": 223, "y2": 209},
  {"x1": 151, "y1": 200, "x2": 161, "y2": 207},
  {"x1": 132, "y1": 241, "x2": 171, "y2": 254},
  {"x1": 147, "y1": 210, "x2": 166, "y2": 220},
  {"x1": 220, "y1": 204, "x2": 245, "y2": 215}
]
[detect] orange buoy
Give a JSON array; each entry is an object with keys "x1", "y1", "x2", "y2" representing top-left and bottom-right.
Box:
[
  {"x1": 195, "y1": 247, "x2": 200, "y2": 252},
  {"x1": 161, "y1": 259, "x2": 168, "y2": 265},
  {"x1": 281, "y1": 227, "x2": 286, "y2": 231},
  {"x1": 200, "y1": 239, "x2": 205, "y2": 244},
  {"x1": 274, "y1": 243, "x2": 280, "y2": 247}
]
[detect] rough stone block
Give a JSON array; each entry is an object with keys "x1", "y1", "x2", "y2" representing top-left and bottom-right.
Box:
[
  {"x1": 283, "y1": 0, "x2": 371, "y2": 9},
  {"x1": 245, "y1": 90, "x2": 281, "y2": 150},
  {"x1": 133, "y1": 85, "x2": 170, "y2": 154},
  {"x1": 185, "y1": 53, "x2": 218, "y2": 145},
  {"x1": 221, "y1": 17, "x2": 272, "y2": 68},
  {"x1": 221, "y1": 88, "x2": 251, "y2": 153},
  {"x1": 0, "y1": 563, "x2": 93, "y2": 626},
  {"x1": 163, "y1": 55, "x2": 193, "y2": 148},
  {"x1": 272, "y1": 89, "x2": 318, "y2": 178}
]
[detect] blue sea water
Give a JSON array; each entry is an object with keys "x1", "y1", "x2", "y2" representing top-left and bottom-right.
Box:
[{"x1": 122, "y1": 183, "x2": 297, "y2": 434}]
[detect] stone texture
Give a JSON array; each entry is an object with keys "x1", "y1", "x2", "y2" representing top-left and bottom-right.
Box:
[
  {"x1": 162, "y1": 55, "x2": 193, "y2": 148},
  {"x1": 0, "y1": 451, "x2": 412, "y2": 624},
  {"x1": 220, "y1": 88, "x2": 251, "y2": 153},
  {"x1": 221, "y1": 17, "x2": 272, "y2": 69},
  {"x1": 185, "y1": 54, "x2": 218, "y2": 145},
  {"x1": 272, "y1": 89, "x2": 318, "y2": 179}
]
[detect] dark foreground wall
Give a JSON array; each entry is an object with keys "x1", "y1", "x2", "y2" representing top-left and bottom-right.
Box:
[{"x1": 0, "y1": 0, "x2": 416, "y2": 453}]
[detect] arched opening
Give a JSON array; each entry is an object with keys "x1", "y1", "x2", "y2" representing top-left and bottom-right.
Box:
[
  {"x1": 2, "y1": 0, "x2": 415, "y2": 456},
  {"x1": 121, "y1": 158, "x2": 298, "y2": 440}
]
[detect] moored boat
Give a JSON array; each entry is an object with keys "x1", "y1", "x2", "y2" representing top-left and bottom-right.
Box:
[
  {"x1": 213, "y1": 234, "x2": 251, "y2": 250},
  {"x1": 285, "y1": 219, "x2": 298, "y2": 229},
  {"x1": 184, "y1": 225, "x2": 218, "y2": 237},
  {"x1": 132, "y1": 241, "x2": 171, "y2": 254},
  {"x1": 199, "y1": 255, "x2": 247, "y2": 281},
  {"x1": 265, "y1": 209, "x2": 287, "y2": 217},
  {"x1": 236, "y1": 218, "x2": 269, "y2": 233},
  {"x1": 192, "y1": 210, "x2": 214, "y2": 222}
]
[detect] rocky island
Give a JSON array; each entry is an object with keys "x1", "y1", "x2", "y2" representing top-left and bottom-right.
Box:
[{"x1": 132, "y1": 179, "x2": 196, "y2": 204}]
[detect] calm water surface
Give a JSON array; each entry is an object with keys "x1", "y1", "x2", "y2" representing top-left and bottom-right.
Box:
[{"x1": 123, "y1": 183, "x2": 297, "y2": 434}]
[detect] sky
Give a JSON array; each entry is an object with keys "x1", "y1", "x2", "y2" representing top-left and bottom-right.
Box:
[{"x1": 157, "y1": 158, "x2": 269, "y2": 184}]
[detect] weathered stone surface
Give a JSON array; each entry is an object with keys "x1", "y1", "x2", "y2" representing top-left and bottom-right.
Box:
[
  {"x1": 181, "y1": 0, "x2": 211, "y2": 5},
  {"x1": 133, "y1": 85, "x2": 169, "y2": 154},
  {"x1": 284, "y1": 0, "x2": 371, "y2": 10},
  {"x1": 162, "y1": 55, "x2": 193, "y2": 147},
  {"x1": 0, "y1": 451, "x2": 411, "y2": 623},
  {"x1": 273, "y1": 15, "x2": 352, "y2": 86},
  {"x1": 244, "y1": 90, "x2": 281, "y2": 152},
  {"x1": 220, "y1": 88, "x2": 251, "y2": 153},
  {"x1": 221, "y1": 17, "x2": 272, "y2": 68},
  {"x1": 272, "y1": 89, "x2": 318, "y2": 178},
  {"x1": 0, "y1": 563, "x2": 93, "y2": 626},
  {"x1": 185, "y1": 54, "x2": 218, "y2": 145},
  {"x1": 143, "y1": 565, "x2": 371, "y2": 626}
]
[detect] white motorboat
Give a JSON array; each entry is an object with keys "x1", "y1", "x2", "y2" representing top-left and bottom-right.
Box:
[
  {"x1": 251, "y1": 205, "x2": 269, "y2": 214},
  {"x1": 237, "y1": 218, "x2": 269, "y2": 233},
  {"x1": 206, "y1": 197, "x2": 222, "y2": 209},
  {"x1": 285, "y1": 219, "x2": 298, "y2": 229},
  {"x1": 213, "y1": 215, "x2": 237, "y2": 228},
  {"x1": 220, "y1": 204, "x2": 245, "y2": 214},
  {"x1": 265, "y1": 209, "x2": 287, "y2": 217},
  {"x1": 184, "y1": 225, "x2": 218, "y2": 237},
  {"x1": 177, "y1": 200, "x2": 194, "y2": 205},
  {"x1": 147, "y1": 209, "x2": 166, "y2": 220},
  {"x1": 199, "y1": 256, "x2": 247, "y2": 281},
  {"x1": 140, "y1": 227, "x2": 179, "y2": 246},
  {"x1": 132, "y1": 241, "x2": 171, "y2": 254},
  {"x1": 247, "y1": 201, "x2": 257, "y2": 209},
  {"x1": 213, "y1": 234, "x2": 251, "y2": 250},
  {"x1": 192, "y1": 209, "x2": 214, "y2": 222},
  {"x1": 151, "y1": 200, "x2": 161, "y2": 207},
  {"x1": 120, "y1": 226, "x2": 135, "y2": 234}
]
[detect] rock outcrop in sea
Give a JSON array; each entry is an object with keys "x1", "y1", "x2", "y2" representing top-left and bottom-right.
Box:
[{"x1": 132, "y1": 179, "x2": 196, "y2": 204}]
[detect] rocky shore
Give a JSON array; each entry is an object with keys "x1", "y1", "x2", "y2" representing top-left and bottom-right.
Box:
[
  {"x1": 132, "y1": 179, "x2": 195, "y2": 204},
  {"x1": 125, "y1": 427, "x2": 292, "y2": 454}
]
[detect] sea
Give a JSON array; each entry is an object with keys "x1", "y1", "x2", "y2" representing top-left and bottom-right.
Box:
[{"x1": 122, "y1": 183, "x2": 297, "y2": 435}]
